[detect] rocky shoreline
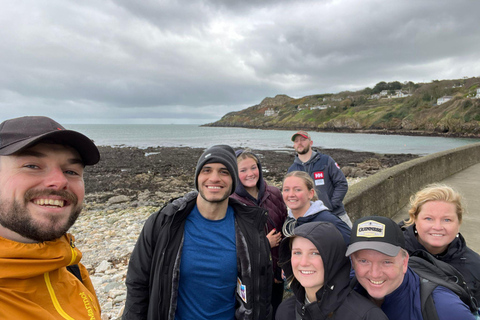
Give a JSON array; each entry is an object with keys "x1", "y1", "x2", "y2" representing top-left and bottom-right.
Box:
[
  {"x1": 74, "y1": 146, "x2": 419, "y2": 319},
  {"x1": 205, "y1": 124, "x2": 480, "y2": 138}
]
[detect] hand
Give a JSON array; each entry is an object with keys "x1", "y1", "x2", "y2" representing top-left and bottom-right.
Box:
[{"x1": 267, "y1": 229, "x2": 282, "y2": 248}]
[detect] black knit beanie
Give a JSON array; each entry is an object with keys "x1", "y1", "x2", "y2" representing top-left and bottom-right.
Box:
[{"x1": 195, "y1": 145, "x2": 238, "y2": 194}]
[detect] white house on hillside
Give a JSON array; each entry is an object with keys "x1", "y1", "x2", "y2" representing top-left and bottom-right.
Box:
[
  {"x1": 264, "y1": 108, "x2": 278, "y2": 116},
  {"x1": 311, "y1": 105, "x2": 330, "y2": 110},
  {"x1": 391, "y1": 90, "x2": 412, "y2": 98},
  {"x1": 437, "y1": 96, "x2": 453, "y2": 105},
  {"x1": 476, "y1": 88, "x2": 480, "y2": 99}
]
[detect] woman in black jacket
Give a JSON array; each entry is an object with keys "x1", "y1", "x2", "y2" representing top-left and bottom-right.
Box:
[
  {"x1": 231, "y1": 149, "x2": 288, "y2": 315},
  {"x1": 401, "y1": 183, "x2": 480, "y2": 304},
  {"x1": 276, "y1": 221, "x2": 388, "y2": 320}
]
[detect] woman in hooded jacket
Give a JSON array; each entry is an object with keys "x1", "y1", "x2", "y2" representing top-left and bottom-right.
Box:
[
  {"x1": 281, "y1": 171, "x2": 350, "y2": 244},
  {"x1": 276, "y1": 221, "x2": 388, "y2": 320},
  {"x1": 231, "y1": 149, "x2": 288, "y2": 315}
]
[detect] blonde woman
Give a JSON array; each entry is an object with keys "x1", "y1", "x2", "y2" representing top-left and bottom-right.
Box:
[
  {"x1": 281, "y1": 171, "x2": 350, "y2": 244},
  {"x1": 401, "y1": 183, "x2": 480, "y2": 303}
]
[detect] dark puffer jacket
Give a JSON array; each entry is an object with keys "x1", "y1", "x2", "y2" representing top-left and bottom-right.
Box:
[
  {"x1": 402, "y1": 223, "x2": 480, "y2": 303},
  {"x1": 276, "y1": 222, "x2": 388, "y2": 320},
  {"x1": 231, "y1": 151, "x2": 287, "y2": 281},
  {"x1": 123, "y1": 192, "x2": 273, "y2": 320}
]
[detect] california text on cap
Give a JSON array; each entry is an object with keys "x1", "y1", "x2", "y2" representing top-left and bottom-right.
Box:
[
  {"x1": 345, "y1": 216, "x2": 405, "y2": 257},
  {"x1": 291, "y1": 130, "x2": 311, "y2": 142},
  {"x1": 0, "y1": 116, "x2": 100, "y2": 165}
]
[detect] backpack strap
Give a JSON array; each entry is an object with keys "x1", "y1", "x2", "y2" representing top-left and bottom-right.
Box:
[
  {"x1": 420, "y1": 277, "x2": 440, "y2": 320},
  {"x1": 66, "y1": 264, "x2": 83, "y2": 283},
  {"x1": 410, "y1": 250, "x2": 479, "y2": 313}
]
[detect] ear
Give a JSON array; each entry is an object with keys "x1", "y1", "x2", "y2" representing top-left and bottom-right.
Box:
[
  {"x1": 308, "y1": 188, "x2": 315, "y2": 200},
  {"x1": 309, "y1": 140, "x2": 313, "y2": 146},
  {"x1": 402, "y1": 251, "x2": 409, "y2": 274}
]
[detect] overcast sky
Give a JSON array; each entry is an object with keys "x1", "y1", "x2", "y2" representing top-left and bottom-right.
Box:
[{"x1": 1, "y1": 0, "x2": 479, "y2": 124}]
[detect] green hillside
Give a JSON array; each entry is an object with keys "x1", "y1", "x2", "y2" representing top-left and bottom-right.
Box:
[{"x1": 206, "y1": 78, "x2": 480, "y2": 137}]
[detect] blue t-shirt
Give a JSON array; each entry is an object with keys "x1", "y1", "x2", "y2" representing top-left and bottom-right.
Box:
[{"x1": 175, "y1": 205, "x2": 237, "y2": 320}]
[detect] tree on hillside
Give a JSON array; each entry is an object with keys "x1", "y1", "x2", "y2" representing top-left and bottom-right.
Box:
[
  {"x1": 402, "y1": 81, "x2": 418, "y2": 93},
  {"x1": 362, "y1": 87, "x2": 373, "y2": 95},
  {"x1": 389, "y1": 81, "x2": 402, "y2": 90},
  {"x1": 372, "y1": 81, "x2": 388, "y2": 94},
  {"x1": 372, "y1": 81, "x2": 402, "y2": 93}
]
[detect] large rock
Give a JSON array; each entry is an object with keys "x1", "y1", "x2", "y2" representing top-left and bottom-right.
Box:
[{"x1": 107, "y1": 195, "x2": 131, "y2": 205}]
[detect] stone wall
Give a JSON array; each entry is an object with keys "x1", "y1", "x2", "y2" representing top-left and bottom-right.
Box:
[{"x1": 344, "y1": 142, "x2": 480, "y2": 221}]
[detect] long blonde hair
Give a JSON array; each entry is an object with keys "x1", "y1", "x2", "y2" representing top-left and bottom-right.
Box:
[
  {"x1": 405, "y1": 183, "x2": 464, "y2": 226},
  {"x1": 282, "y1": 171, "x2": 319, "y2": 201}
]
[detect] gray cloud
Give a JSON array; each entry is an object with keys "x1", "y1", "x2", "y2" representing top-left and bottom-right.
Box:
[{"x1": 1, "y1": 0, "x2": 479, "y2": 124}]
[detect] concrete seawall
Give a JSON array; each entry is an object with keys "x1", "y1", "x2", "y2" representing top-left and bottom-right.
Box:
[{"x1": 344, "y1": 142, "x2": 480, "y2": 221}]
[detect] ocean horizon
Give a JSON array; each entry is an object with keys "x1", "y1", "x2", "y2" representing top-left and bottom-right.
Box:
[{"x1": 68, "y1": 124, "x2": 480, "y2": 155}]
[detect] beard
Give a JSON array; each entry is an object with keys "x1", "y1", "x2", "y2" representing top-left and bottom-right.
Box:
[
  {"x1": 296, "y1": 143, "x2": 311, "y2": 155},
  {"x1": 0, "y1": 189, "x2": 82, "y2": 242},
  {"x1": 198, "y1": 186, "x2": 232, "y2": 204}
]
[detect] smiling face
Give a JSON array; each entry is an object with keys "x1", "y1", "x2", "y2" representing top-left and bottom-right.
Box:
[
  {"x1": 282, "y1": 176, "x2": 314, "y2": 218},
  {"x1": 238, "y1": 157, "x2": 259, "y2": 190},
  {"x1": 0, "y1": 143, "x2": 85, "y2": 243},
  {"x1": 197, "y1": 162, "x2": 233, "y2": 204},
  {"x1": 291, "y1": 236, "x2": 324, "y2": 302},
  {"x1": 351, "y1": 249, "x2": 408, "y2": 304},
  {"x1": 415, "y1": 200, "x2": 460, "y2": 255}
]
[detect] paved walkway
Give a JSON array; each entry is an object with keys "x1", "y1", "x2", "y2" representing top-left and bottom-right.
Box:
[{"x1": 393, "y1": 162, "x2": 480, "y2": 253}]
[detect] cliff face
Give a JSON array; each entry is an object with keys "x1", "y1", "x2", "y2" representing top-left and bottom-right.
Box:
[
  {"x1": 259, "y1": 94, "x2": 294, "y2": 107},
  {"x1": 206, "y1": 78, "x2": 480, "y2": 137}
]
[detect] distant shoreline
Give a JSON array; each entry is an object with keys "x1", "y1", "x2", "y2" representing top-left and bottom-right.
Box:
[{"x1": 202, "y1": 124, "x2": 480, "y2": 139}]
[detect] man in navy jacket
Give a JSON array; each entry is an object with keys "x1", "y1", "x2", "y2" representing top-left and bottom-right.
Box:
[
  {"x1": 347, "y1": 216, "x2": 475, "y2": 320},
  {"x1": 288, "y1": 130, "x2": 352, "y2": 227}
]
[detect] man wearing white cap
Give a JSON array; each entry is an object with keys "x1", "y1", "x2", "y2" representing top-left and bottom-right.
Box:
[{"x1": 347, "y1": 216, "x2": 475, "y2": 320}]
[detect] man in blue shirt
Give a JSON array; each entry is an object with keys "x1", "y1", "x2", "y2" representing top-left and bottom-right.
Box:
[
  {"x1": 123, "y1": 145, "x2": 272, "y2": 320},
  {"x1": 346, "y1": 216, "x2": 475, "y2": 320}
]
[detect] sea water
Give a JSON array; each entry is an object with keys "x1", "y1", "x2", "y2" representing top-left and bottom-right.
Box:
[{"x1": 68, "y1": 124, "x2": 480, "y2": 155}]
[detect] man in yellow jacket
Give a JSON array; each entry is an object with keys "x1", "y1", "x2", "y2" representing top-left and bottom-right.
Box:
[{"x1": 0, "y1": 116, "x2": 102, "y2": 319}]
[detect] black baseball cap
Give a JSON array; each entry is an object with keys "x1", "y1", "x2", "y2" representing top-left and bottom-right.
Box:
[
  {"x1": 345, "y1": 216, "x2": 405, "y2": 257},
  {"x1": 0, "y1": 116, "x2": 100, "y2": 165}
]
